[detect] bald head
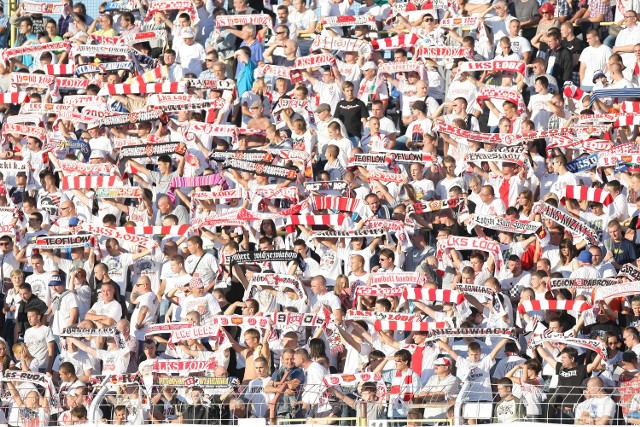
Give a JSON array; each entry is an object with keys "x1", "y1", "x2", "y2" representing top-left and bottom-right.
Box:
[{"x1": 158, "y1": 195, "x2": 174, "y2": 214}]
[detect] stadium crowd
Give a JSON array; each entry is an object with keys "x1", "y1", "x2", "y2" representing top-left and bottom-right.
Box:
[{"x1": 5, "y1": 0, "x2": 640, "y2": 424}]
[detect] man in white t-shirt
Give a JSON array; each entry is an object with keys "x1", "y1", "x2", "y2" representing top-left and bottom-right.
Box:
[
  {"x1": 130, "y1": 275, "x2": 160, "y2": 346},
  {"x1": 50, "y1": 274, "x2": 79, "y2": 339},
  {"x1": 102, "y1": 238, "x2": 150, "y2": 298},
  {"x1": 24, "y1": 307, "x2": 55, "y2": 372},
  {"x1": 85, "y1": 282, "x2": 122, "y2": 328},
  {"x1": 579, "y1": 30, "x2": 612, "y2": 91}
]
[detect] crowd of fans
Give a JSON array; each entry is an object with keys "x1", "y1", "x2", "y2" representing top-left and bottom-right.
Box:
[{"x1": 3, "y1": 0, "x2": 640, "y2": 424}]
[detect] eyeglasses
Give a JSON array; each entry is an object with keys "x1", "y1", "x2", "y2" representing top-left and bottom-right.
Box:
[
  {"x1": 135, "y1": 283, "x2": 145, "y2": 287},
  {"x1": 424, "y1": 18, "x2": 433, "y2": 22},
  {"x1": 276, "y1": 31, "x2": 287, "y2": 34},
  {"x1": 607, "y1": 341, "x2": 618, "y2": 346},
  {"x1": 205, "y1": 59, "x2": 215, "y2": 62},
  {"x1": 0, "y1": 242, "x2": 10, "y2": 247}
]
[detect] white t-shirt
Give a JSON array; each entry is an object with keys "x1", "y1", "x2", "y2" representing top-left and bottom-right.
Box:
[
  {"x1": 96, "y1": 347, "x2": 130, "y2": 376},
  {"x1": 88, "y1": 299, "x2": 122, "y2": 325},
  {"x1": 102, "y1": 253, "x2": 134, "y2": 296},
  {"x1": 579, "y1": 44, "x2": 613, "y2": 87},
  {"x1": 179, "y1": 293, "x2": 221, "y2": 324},
  {"x1": 131, "y1": 292, "x2": 160, "y2": 340},
  {"x1": 24, "y1": 325, "x2": 54, "y2": 370},
  {"x1": 51, "y1": 291, "x2": 78, "y2": 336}
]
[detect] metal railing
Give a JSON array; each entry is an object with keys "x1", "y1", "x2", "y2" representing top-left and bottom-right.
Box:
[{"x1": 0, "y1": 378, "x2": 635, "y2": 426}]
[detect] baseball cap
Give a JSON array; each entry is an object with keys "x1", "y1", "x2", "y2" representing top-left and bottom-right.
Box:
[
  {"x1": 49, "y1": 274, "x2": 64, "y2": 287},
  {"x1": 577, "y1": 249, "x2": 593, "y2": 264},
  {"x1": 68, "y1": 217, "x2": 80, "y2": 227},
  {"x1": 592, "y1": 70, "x2": 606, "y2": 83},
  {"x1": 316, "y1": 103, "x2": 331, "y2": 114},
  {"x1": 434, "y1": 357, "x2": 451, "y2": 366},
  {"x1": 361, "y1": 61, "x2": 377, "y2": 71},
  {"x1": 539, "y1": 2, "x2": 555, "y2": 13},
  {"x1": 190, "y1": 277, "x2": 205, "y2": 288}
]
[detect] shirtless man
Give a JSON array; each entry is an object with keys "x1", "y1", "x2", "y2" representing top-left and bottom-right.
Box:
[{"x1": 225, "y1": 328, "x2": 270, "y2": 384}]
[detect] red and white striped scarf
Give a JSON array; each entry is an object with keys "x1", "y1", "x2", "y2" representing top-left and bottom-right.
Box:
[
  {"x1": 562, "y1": 185, "x2": 614, "y2": 207},
  {"x1": 0, "y1": 92, "x2": 30, "y2": 104},
  {"x1": 374, "y1": 320, "x2": 447, "y2": 332},
  {"x1": 370, "y1": 34, "x2": 419, "y2": 51},
  {"x1": 403, "y1": 288, "x2": 465, "y2": 304},
  {"x1": 100, "y1": 82, "x2": 185, "y2": 95},
  {"x1": 476, "y1": 86, "x2": 526, "y2": 114},
  {"x1": 43, "y1": 64, "x2": 76, "y2": 75},
  {"x1": 321, "y1": 14, "x2": 376, "y2": 28},
  {"x1": 517, "y1": 299, "x2": 592, "y2": 314},
  {"x1": 563, "y1": 83, "x2": 586, "y2": 101},
  {"x1": 390, "y1": 369, "x2": 416, "y2": 403},
  {"x1": 144, "y1": 0, "x2": 199, "y2": 24},
  {"x1": 61, "y1": 175, "x2": 119, "y2": 190},
  {"x1": 119, "y1": 225, "x2": 191, "y2": 236},
  {"x1": 126, "y1": 65, "x2": 168, "y2": 85},
  {"x1": 287, "y1": 214, "x2": 347, "y2": 227},
  {"x1": 311, "y1": 195, "x2": 362, "y2": 213}
]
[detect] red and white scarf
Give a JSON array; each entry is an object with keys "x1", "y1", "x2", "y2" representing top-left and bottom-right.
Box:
[
  {"x1": 44, "y1": 64, "x2": 76, "y2": 75},
  {"x1": 437, "y1": 235, "x2": 504, "y2": 271},
  {"x1": 476, "y1": 86, "x2": 526, "y2": 114},
  {"x1": 369, "y1": 272, "x2": 427, "y2": 287},
  {"x1": 321, "y1": 14, "x2": 376, "y2": 28},
  {"x1": 594, "y1": 281, "x2": 640, "y2": 302},
  {"x1": 100, "y1": 82, "x2": 185, "y2": 95},
  {"x1": 403, "y1": 288, "x2": 464, "y2": 304},
  {"x1": 2, "y1": 41, "x2": 70, "y2": 61},
  {"x1": 80, "y1": 222, "x2": 157, "y2": 249},
  {"x1": 517, "y1": 299, "x2": 592, "y2": 314},
  {"x1": 120, "y1": 225, "x2": 191, "y2": 236},
  {"x1": 311, "y1": 35, "x2": 372, "y2": 57},
  {"x1": 440, "y1": 16, "x2": 478, "y2": 27},
  {"x1": 390, "y1": 369, "x2": 417, "y2": 403},
  {"x1": 370, "y1": 34, "x2": 419, "y2": 51},
  {"x1": 292, "y1": 54, "x2": 335, "y2": 70},
  {"x1": 533, "y1": 203, "x2": 599, "y2": 246},
  {"x1": 144, "y1": 0, "x2": 199, "y2": 24},
  {"x1": 215, "y1": 14, "x2": 272, "y2": 29},
  {"x1": 469, "y1": 214, "x2": 541, "y2": 234},
  {"x1": 415, "y1": 45, "x2": 473, "y2": 59},
  {"x1": 374, "y1": 320, "x2": 447, "y2": 332},
  {"x1": 456, "y1": 60, "x2": 526, "y2": 77},
  {"x1": 562, "y1": 185, "x2": 614, "y2": 207}
]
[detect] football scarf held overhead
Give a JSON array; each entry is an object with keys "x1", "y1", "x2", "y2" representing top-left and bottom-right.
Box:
[
  {"x1": 30, "y1": 234, "x2": 92, "y2": 249},
  {"x1": 215, "y1": 14, "x2": 272, "y2": 28},
  {"x1": 152, "y1": 360, "x2": 218, "y2": 373},
  {"x1": 211, "y1": 150, "x2": 273, "y2": 163},
  {"x1": 456, "y1": 60, "x2": 526, "y2": 77},
  {"x1": 594, "y1": 281, "x2": 640, "y2": 301},
  {"x1": 438, "y1": 235, "x2": 504, "y2": 271},
  {"x1": 169, "y1": 323, "x2": 219, "y2": 343},
  {"x1": 305, "y1": 181, "x2": 349, "y2": 192},
  {"x1": 3, "y1": 123, "x2": 47, "y2": 142},
  {"x1": 534, "y1": 203, "x2": 599, "y2": 246},
  {"x1": 321, "y1": 14, "x2": 376, "y2": 28},
  {"x1": 120, "y1": 225, "x2": 191, "y2": 236},
  {"x1": 80, "y1": 223, "x2": 157, "y2": 249},
  {"x1": 229, "y1": 250, "x2": 298, "y2": 264},
  {"x1": 287, "y1": 214, "x2": 348, "y2": 228},
  {"x1": 374, "y1": 320, "x2": 447, "y2": 332},
  {"x1": 99, "y1": 109, "x2": 165, "y2": 127},
  {"x1": 0, "y1": 92, "x2": 30, "y2": 104},
  {"x1": 311, "y1": 228, "x2": 386, "y2": 238},
  {"x1": 72, "y1": 44, "x2": 131, "y2": 57},
  {"x1": 415, "y1": 46, "x2": 473, "y2": 59},
  {"x1": 409, "y1": 197, "x2": 463, "y2": 214},
  {"x1": 528, "y1": 329, "x2": 607, "y2": 361},
  {"x1": 476, "y1": 86, "x2": 527, "y2": 114},
  {"x1": 369, "y1": 148, "x2": 433, "y2": 164},
  {"x1": 354, "y1": 286, "x2": 408, "y2": 297},
  {"x1": 2, "y1": 41, "x2": 70, "y2": 61},
  {"x1": 292, "y1": 53, "x2": 336, "y2": 70},
  {"x1": 99, "y1": 82, "x2": 186, "y2": 96},
  {"x1": 469, "y1": 215, "x2": 541, "y2": 234},
  {"x1": 440, "y1": 16, "x2": 478, "y2": 27},
  {"x1": 271, "y1": 312, "x2": 325, "y2": 328},
  {"x1": 369, "y1": 272, "x2": 428, "y2": 286},
  {"x1": 183, "y1": 79, "x2": 236, "y2": 91},
  {"x1": 549, "y1": 278, "x2": 618, "y2": 290},
  {"x1": 311, "y1": 195, "x2": 363, "y2": 213},
  {"x1": 566, "y1": 153, "x2": 599, "y2": 173},
  {"x1": 346, "y1": 309, "x2": 419, "y2": 322},
  {"x1": 22, "y1": 0, "x2": 65, "y2": 14},
  {"x1": 403, "y1": 287, "x2": 465, "y2": 304},
  {"x1": 222, "y1": 157, "x2": 298, "y2": 180},
  {"x1": 370, "y1": 34, "x2": 420, "y2": 51},
  {"x1": 311, "y1": 35, "x2": 372, "y2": 58},
  {"x1": 61, "y1": 326, "x2": 126, "y2": 349},
  {"x1": 122, "y1": 30, "x2": 167, "y2": 46},
  {"x1": 94, "y1": 187, "x2": 143, "y2": 199},
  {"x1": 61, "y1": 175, "x2": 120, "y2": 190},
  {"x1": 562, "y1": 185, "x2": 614, "y2": 207},
  {"x1": 120, "y1": 142, "x2": 186, "y2": 158},
  {"x1": 517, "y1": 299, "x2": 592, "y2": 314},
  {"x1": 464, "y1": 151, "x2": 523, "y2": 165},
  {"x1": 145, "y1": 322, "x2": 192, "y2": 337},
  {"x1": 424, "y1": 327, "x2": 518, "y2": 342},
  {"x1": 211, "y1": 315, "x2": 271, "y2": 328},
  {"x1": 620, "y1": 263, "x2": 640, "y2": 281},
  {"x1": 158, "y1": 377, "x2": 235, "y2": 389}
]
